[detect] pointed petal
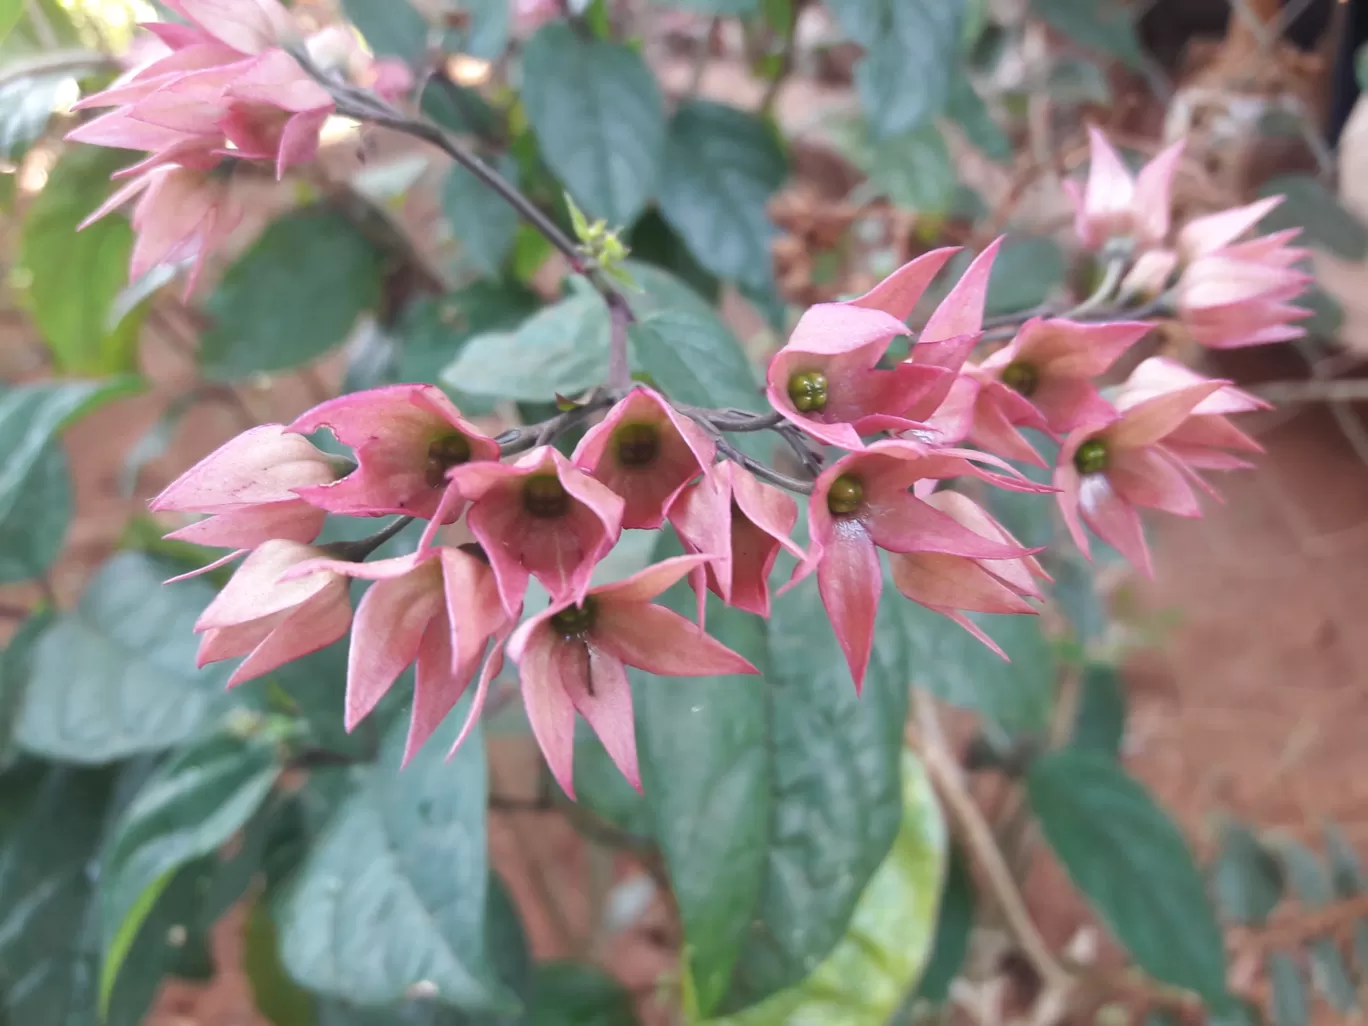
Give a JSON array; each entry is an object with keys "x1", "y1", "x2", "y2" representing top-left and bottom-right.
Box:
[
  {"x1": 404, "y1": 613, "x2": 472, "y2": 766},
  {"x1": 1078, "y1": 474, "x2": 1153, "y2": 577},
  {"x1": 1108, "y1": 446, "x2": 1202, "y2": 517},
  {"x1": 345, "y1": 563, "x2": 443, "y2": 730},
  {"x1": 890, "y1": 552, "x2": 1037, "y2": 614},
  {"x1": 564, "y1": 645, "x2": 640, "y2": 792},
  {"x1": 781, "y1": 302, "x2": 910, "y2": 356},
  {"x1": 922, "y1": 239, "x2": 1001, "y2": 343},
  {"x1": 224, "y1": 582, "x2": 351, "y2": 686},
  {"x1": 1178, "y1": 196, "x2": 1282, "y2": 260},
  {"x1": 1133, "y1": 138, "x2": 1184, "y2": 245},
  {"x1": 865, "y1": 491, "x2": 1032, "y2": 559},
  {"x1": 195, "y1": 539, "x2": 331, "y2": 630},
  {"x1": 594, "y1": 603, "x2": 758, "y2": 677},
  {"x1": 845, "y1": 246, "x2": 959, "y2": 322},
  {"x1": 817, "y1": 526, "x2": 881, "y2": 692},
  {"x1": 1013, "y1": 317, "x2": 1152, "y2": 379},
  {"x1": 514, "y1": 623, "x2": 584, "y2": 798},
  {"x1": 448, "y1": 633, "x2": 510, "y2": 759},
  {"x1": 1106, "y1": 381, "x2": 1227, "y2": 449}
]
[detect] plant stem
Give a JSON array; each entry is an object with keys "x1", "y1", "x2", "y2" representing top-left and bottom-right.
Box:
[
  {"x1": 496, "y1": 389, "x2": 622, "y2": 455},
  {"x1": 323, "y1": 516, "x2": 415, "y2": 561}
]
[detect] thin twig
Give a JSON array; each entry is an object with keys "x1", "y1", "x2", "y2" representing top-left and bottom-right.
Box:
[
  {"x1": 0, "y1": 48, "x2": 116, "y2": 90},
  {"x1": 498, "y1": 390, "x2": 621, "y2": 455},
  {"x1": 322, "y1": 516, "x2": 414, "y2": 561}
]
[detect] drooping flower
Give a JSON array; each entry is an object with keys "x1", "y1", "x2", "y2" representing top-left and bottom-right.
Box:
[
  {"x1": 193, "y1": 539, "x2": 351, "y2": 686},
  {"x1": 288, "y1": 384, "x2": 501, "y2": 521},
  {"x1": 507, "y1": 555, "x2": 759, "y2": 798},
  {"x1": 283, "y1": 545, "x2": 515, "y2": 765},
  {"x1": 793, "y1": 440, "x2": 1049, "y2": 690},
  {"x1": 218, "y1": 50, "x2": 335, "y2": 177},
  {"x1": 150, "y1": 424, "x2": 339, "y2": 560},
  {"x1": 1174, "y1": 198, "x2": 1311, "y2": 349},
  {"x1": 160, "y1": 0, "x2": 297, "y2": 57},
  {"x1": 888, "y1": 489, "x2": 1047, "y2": 656},
  {"x1": 667, "y1": 460, "x2": 804, "y2": 620},
  {"x1": 446, "y1": 446, "x2": 625, "y2": 615},
  {"x1": 1055, "y1": 376, "x2": 1230, "y2": 576},
  {"x1": 572, "y1": 386, "x2": 716, "y2": 530},
  {"x1": 1115, "y1": 356, "x2": 1268, "y2": 470},
  {"x1": 765, "y1": 247, "x2": 968, "y2": 449},
  {"x1": 77, "y1": 163, "x2": 244, "y2": 296},
  {"x1": 1065, "y1": 126, "x2": 1184, "y2": 251}
]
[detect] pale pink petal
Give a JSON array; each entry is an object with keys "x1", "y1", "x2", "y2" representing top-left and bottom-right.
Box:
[
  {"x1": 1077, "y1": 474, "x2": 1153, "y2": 577},
  {"x1": 817, "y1": 524, "x2": 881, "y2": 692},
  {"x1": 512, "y1": 621, "x2": 583, "y2": 798},
  {"x1": 890, "y1": 552, "x2": 1037, "y2": 614},
  {"x1": 465, "y1": 487, "x2": 532, "y2": 617},
  {"x1": 165, "y1": 0, "x2": 294, "y2": 54},
  {"x1": 344, "y1": 560, "x2": 444, "y2": 731},
  {"x1": 1079, "y1": 125, "x2": 1135, "y2": 246},
  {"x1": 195, "y1": 540, "x2": 333, "y2": 630},
  {"x1": 592, "y1": 554, "x2": 712, "y2": 605},
  {"x1": 1132, "y1": 138, "x2": 1184, "y2": 246},
  {"x1": 567, "y1": 644, "x2": 640, "y2": 792},
  {"x1": 1178, "y1": 196, "x2": 1282, "y2": 261},
  {"x1": 845, "y1": 246, "x2": 959, "y2": 322},
  {"x1": 152, "y1": 423, "x2": 336, "y2": 511},
  {"x1": 594, "y1": 603, "x2": 758, "y2": 677},
  {"x1": 164, "y1": 500, "x2": 324, "y2": 548},
  {"x1": 224, "y1": 580, "x2": 352, "y2": 686},
  {"x1": 447, "y1": 632, "x2": 510, "y2": 759},
  {"x1": 921, "y1": 239, "x2": 1001, "y2": 343},
  {"x1": 440, "y1": 547, "x2": 511, "y2": 666},
  {"x1": 1011, "y1": 318, "x2": 1152, "y2": 380},
  {"x1": 1053, "y1": 442, "x2": 1090, "y2": 560},
  {"x1": 1107, "y1": 447, "x2": 1201, "y2": 517},
  {"x1": 1029, "y1": 375, "x2": 1115, "y2": 436},
  {"x1": 780, "y1": 302, "x2": 910, "y2": 357},
  {"x1": 404, "y1": 613, "x2": 472, "y2": 766},
  {"x1": 1106, "y1": 382, "x2": 1227, "y2": 449}
]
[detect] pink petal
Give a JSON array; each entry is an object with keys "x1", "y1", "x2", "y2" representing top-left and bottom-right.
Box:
[
  {"x1": 1077, "y1": 474, "x2": 1153, "y2": 577},
  {"x1": 1178, "y1": 196, "x2": 1282, "y2": 261},
  {"x1": 165, "y1": 0, "x2": 294, "y2": 54},
  {"x1": 1132, "y1": 138, "x2": 1184, "y2": 246},
  {"x1": 865, "y1": 485, "x2": 1032, "y2": 559},
  {"x1": 1106, "y1": 381, "x2": 1227, "y2": 449},
  {"x1": 404, "y1": 613, "x2": 473, "y2": 767},
  {"x1": 195, "y1": 539, "x2": 334, "y2": 630},
  {"x1": 817, "y1": 525, "x2": 881, "y2": 692},
  {"x1": 592, "y1": 553, "x2": 712, "y2": 605},
  {"x1": 512, "y1": 621, "x2": 585, "y2": 798},
  {"x1": 1053, "y1": 443, "x2": 1090, "y2": 560},
  {"x1": 667, "y1": 474, "x2": 733, "y2": 605},
  {"x1": 594, "y1": 603, "x2": 758, "y2": 677},
  {"x1": 344, "y1": 559, "x2": 444, "y2": 731},
  {"x1": 447, "y1": 632, "x2": 510, "y2": 760},
  {"x1": 224, "y1": 581, "x2": 352, "y2": 686},
  {"x1": 1011, "y1": 317, "x2": 1152, "y2": 380},
  {"x1": 440, "y1": 547, "x2": 512, "y2": 666},
  {"x1": 844, "y1": 246, "x2": 959, "y2": 322},
  {"x1": 164, "y1": 500, "x2": 324, "y2": 549},
  {"x1": 1107, "y1": 446, "x2": 1201, "y2": 517},
  {"x1": 567, "y1": 644, "x2": 641, "y2": 792},
  {"x1": 890, "y1": 552, "x2": 1037, "y2": 614},
  {"x1": 921, "y1": 239, "x2": 1001, "y2": 343},
  {"x1": 921, "y1": 372, "x2": 980, "y2": 444},
  {"x1": 465, "y1": 487, "x2": 532, "y2": 617},
  {"x1": 969, "y1": 389, "x2": 1047, "y2": 467},
  {"x1": 1080, "y1": 125, "x2": 1135, "y2": 246},
  {"x1": 1029, "y1": 375, "x2": 1115, "y2": 436},
  {"x1": 781, "y1": 302, "x2": 910, "y2": 357},
  {"x1": 151, "y1": 423, "x2": 337, "y2": 511}
]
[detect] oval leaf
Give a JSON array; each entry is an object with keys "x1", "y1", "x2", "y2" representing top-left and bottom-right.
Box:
[
  {"x1": 1027, "y1": 750, "x2": 1226, "y2": 1003},
  {"x1": 442, "y1": 156, "x2": 520, "y2": 278},
  {"x1": 521, "y1": 22, "x2": 665, "y2": 226},
  {"x1": 628, "y1": 310, "x2": 763, "y2": 412}
]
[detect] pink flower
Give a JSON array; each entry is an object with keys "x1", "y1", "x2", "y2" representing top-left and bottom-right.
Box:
[
  {"x1": 193, "y1": 539, "x2": 351, "y2": 686},
  {"x1": 305, "y1": 25, "x2": 413, "y2": 101},
  {"x1": 888, "y1": 490, "x2": 1047, "y2": 657},
  {"x1": 78, "y1": 163, "x2": 243, "y2": 296},
  {"x1": 288, "y1": 384, "x2": 501, "y2": 521},
  {"x1": 977, "y1": 317, "x2": 1154, "y2": 434},
  {"x1": 1055, "y1": 377, "x2": 1230, "y2": 576},
  {"x1": 284, "y1": 545, "x2": 515, "y2": 765},
  {"x1": 150, "y1": 423, "x2": 339, "y2": 558},
  {"x1": 572, "y1": 386, "x2": 715, "y2": 530},
  {"x1": 219, "y1": 50, "x2": 335, "y2": 177},
  {"x1": 514, "y1": 0, "x2": 561, "y2": 35},
  {"x1": 507, "y1": 555, "x2": 759, "y2": 798},
  {"x1": 667, "y1": 460, "x2": 804, "y2": 620},
  {"x1": 1115, "y1": 357, "x2": 1268, "y2": 470},
  {"x1": 1175, "y1": 199, "x2": 1311, "y2": 348},
  {"x1": 765, "y1": 246, "x2": 970, "y2": 449},
  {"x1": 161, "y1": 0, "x2": 297, "y2": 57},
  {"x1": 446, "y1": 446, "x2": 625, "y2": 615},
  {"x1": 1065, "y1": 127, "x2": 1184, "y2": 251},
  {"x1": 793, "y1": 440, "x2": 1048, "y2": 690}
]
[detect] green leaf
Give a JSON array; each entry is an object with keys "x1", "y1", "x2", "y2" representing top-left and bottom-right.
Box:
[
  {"x1": 574, "y1": 738, "x2": 653, "y2": 842},
  {"x1": 199, "y1": 208, "x2": 384, "y2": 379},
  {"x1": 0, "y1": 609, "x2": 50, "y2": 768},
  {"x1": 1211, "y1": 821, "x2": 1283, "y2": 926},
  {"x1": 521, "y1": 21, "x2": 665, "y2": 226},
  {"x1": 340, "y1": 0, "x2": 429, "y2": 63},
  {"x1": 911, "y1": 846, "x2": 975, "y2": 1005},
  {"x1": 441, "y1": 292, "x2": 609, "y2": 401},
  {"x1": 1323, "y1": 823, "x2": 1365, "y2": 897},
  {"x1": 17, "y1": 147, "x2": 142, "y2": 374},
  {"x1": 442, "y1": 156, "x2": 520, "y2": 277},
  {"x1": 1258, "y1": 174, "x2": 1368, "y2": 261},
  {"x1": 708, "y1": 752, "x2": 947, "y2": 1025},
  {"x1": 420, "y1": 77, "x2": 501, "y2": 140},
  {"x1": 945, "y1": 69, "x2": 1010, "y2": 163},
  {"x1": 530, "y1": 963, "x2": 635, "y2": 1026},
  {"x1": 657, "y1": 100, "x2": 786, "y2": 291},
  {"x1": 844, "y1": 0, "x2": 963, "y2": 138},
  {"x1": 1030, "y1": 0, "x2": 1145, "y2": 70},
  {"x1": 0, "y1": 763, "x2": 116, "y2": 1026},
  {"x1": 985, "y1": 236, "x2": 1065, "y2": 315},
  {"x1": 626, "y1": 208, "x2": 721, "y2": 303},
  {"x1": 1308, "y1": 936, "x2": 1357, "y2": 1014},
  {"x1": 863, "y1": 124, "x2": 956, "y2": 214},
  {"x1": 15, "y1": 552, "x2": 235, "y2": 762},
  {"x1": 1069, "y1": 664, "x2": 1126, "y2": 757},
  {"x1": 0, "y1": 0, "x2": 23, "y2": 40},
  {"x1": 0, "y1": 70, "x2": 68, "y2": 161},
  {"x1": 629, "y1": 310, "x2": 763, "y2": 411},
  {"x1": 899, "y1": 604, "x2": 1054, "y2": 738},
  {"x1": 99, "y1": 733, "x2": 282, "y2": 1012},
  {"x1": 447, "y1": 0, "x2": 509, "y2": 59},
  {"x1": 1275, "y1": 838, "x2": 1332, "y2": 909},
  {"x1": 274, "y1": 704, "x2": 511, "y2": 1012},
  {"x1": 1267, "y1": 952, "x2": 1308, "y2": 1026},
  {"x1": 245, "y1": 899, "x2": 317, "y2": 1026},
  {"x1": 1027, "y1": 750, "x2": 1226, "y2": 1002},
  {"x1": 0, "y1": 440, "x2": 70, "y2": 583}
]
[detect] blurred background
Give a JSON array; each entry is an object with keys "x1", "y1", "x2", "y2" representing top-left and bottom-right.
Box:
[{"x1": 5, "y1": 0, "x2": 1368, "y2": 1023}]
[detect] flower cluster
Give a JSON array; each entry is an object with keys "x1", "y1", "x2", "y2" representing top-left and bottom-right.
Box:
[
  {"x1": 68, "y1": 0, "x2": 410, "y2": 294},
  {"x1": 141, "y1": 113, "x2": 1302, "y2": 798}
]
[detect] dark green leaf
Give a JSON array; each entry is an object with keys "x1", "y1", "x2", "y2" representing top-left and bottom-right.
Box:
[
  {"x1": 0, "y1": 763, "x2": 116, "y2": 1026},
  {"x1": 1323, "y1": 823, "x2": 1365, "y2": 897},
  {"x1": 899, "y1": 604, "x2": 1054, "y2": 737},
  {"x1": 1069, "y1": 664, "x2": 1126, "y2": 757},
  {"x1": 1275, "y1": 838, "x2": 1332, "y2": 909},
  {"x1": 623, "y1": 258, "x2": 723, "y2": 323},
  {"x1": 1308, "y1": 937, "x2": 1357, "y2": 1014},
  {"x1": 709, "y1": 753, "x2": 947, "y2": 1025},
  {"x1": 0, "y1": 378, "x2": 131, "y2": 503},
  {"x1": 521, "y1": 22, "x2": 665, "y2": 225},
  {"x1": 629, "y1": 311, "x2": 763, "y2": 411},
  {"x1": 199, "y1": 208, "x2": 384, "y2": 378},
  {"x1": 341, "y1": 320, "x2": 401, "y2": 394},
  {"x1": 826, "y1": 0, "x2": 962, "y2": 138},
  {"x1": 441, "y1": 292, "x2": 609, "y2": 400},
  {"x1": 657, "y1": 100, "x2": 786, "y2": 291},
  {"x1": 718, "y1": 568, "x2": 915, "y2": 1010},
  {"x1": 912, "y1": 846, "x2": 974, "y2": 1005},
  {"x1": 245, "y1": 899, "x2": 317, "y2": 1026},
  {"x1": 945, "y1": 69, "x2": 1010, "y2": 163},
  {"x1": 17, "y1": 147, "x2": 142, "y2": 374},
  {"x1": 626, "y1": 208, "x2": 721, "y2": 303},
  {"x1": 420, "y1": 77, "x2": 501, "y2": 140},
  {"x1": 0, "y1": 609, "x2": 50, "y2": 768},
  {"x1": 0, "y1": 440, "x2": 69, "y2": 583},
  {"x1": 1258, "y1": 174, "x2": 1368, "y2": 261},
  {"x1": 1027, "y1": 750, "x2": 1226, "y2": 1002},
  {"x1": 1268, "y1": 951, "x2": 1308, "y2": 1026},
  {"x1": 442, "y1": 156, "x2": 519, "y2": 277},
  {"x1": 1030, "y1": 0, "x2": 1145, "y2": 70},
  {"x1": 985, "y1": 236, "x2": 1065, "y2": 315},
  {"x1": 1298, "y1": 283, "x2": 1343, "y2": 340},
  {"x1": 16, "y1": 552, "x2": 234, "y2": 762},
  {"x1": 530, "y1": 963, "x2": 635, "y2": 1026},
  {"x1": 574, "y1": 738, "x2": 653, "y2": 842},
  {"x1": 446, "y1": 0, "x2": 509, "y2": 59},
  {"x1": 0, "y1": 70, "x2": 69, "y2": 161},
  {"x1": 864, "y1": 124, "x2": 956, "y2": 214},
  {"x1": 274, "y1": 704, "x2": 511, "y2": 1012},
  {"x1": 99, "y1": 733, "x2": 281, "y2": 1010},
  {"x1": 1211, "y1": 821, "x2": 1283, "y2": 926},
  {"x1": 341, "y1": 0, "x2": 428, "y2": 63},
  {"x1": 637, "y1": 594, "x2": 771, "y2": 1014}
]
